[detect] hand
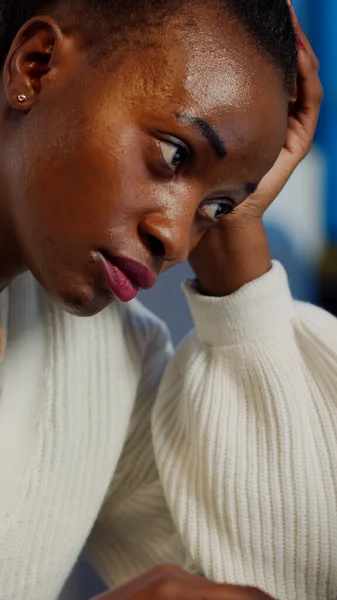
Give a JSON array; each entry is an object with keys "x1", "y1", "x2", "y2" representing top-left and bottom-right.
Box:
[
  {"x1": 92, "y1": 565, "x2": 274, "y2": 600},
  {"x1": 189, "y1": 6, "x2": 322, "y2": 297}
]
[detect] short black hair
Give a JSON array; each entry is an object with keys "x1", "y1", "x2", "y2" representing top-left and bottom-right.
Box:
[{"x1": 0, "y1": 0, "x2": 297, "y2": 92}]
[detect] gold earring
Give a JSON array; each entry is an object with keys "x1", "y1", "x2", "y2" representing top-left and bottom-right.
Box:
[{"x1": 17, "y1": 94, "x2": 27, "y2": 104}]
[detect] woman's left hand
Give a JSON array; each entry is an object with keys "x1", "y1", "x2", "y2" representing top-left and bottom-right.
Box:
[{"x1": 189, "y1": 6, "x2": 322, "y2": 297}]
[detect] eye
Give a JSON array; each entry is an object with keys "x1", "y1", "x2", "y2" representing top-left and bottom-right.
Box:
[
  {"x1": 158, "y1": 139, "x2": 189, "y2": 172},
  {"x1": 199, "y1": 200, "x2": 235, "y2": 222}
]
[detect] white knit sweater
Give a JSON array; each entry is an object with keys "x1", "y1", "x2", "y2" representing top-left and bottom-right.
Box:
[{"x1": 0, "y1": 262, "x2": 336, "y2": 600}]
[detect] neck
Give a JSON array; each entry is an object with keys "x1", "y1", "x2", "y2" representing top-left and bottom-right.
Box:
[
  {"x1": 0, "y1": 171, "x2": 26, "y2": 294},
  {"x1": 0, "y1": 215, "x2": 26, "y2": 293},
  {"x1": 0, "y1": 96, "x2": 27, "y2": 292}
]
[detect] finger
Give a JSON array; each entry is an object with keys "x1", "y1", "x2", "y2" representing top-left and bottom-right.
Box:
[
  {"x1": 184, "y1": 582, "x2": 274, "y2": 600},
  {"x1": 295, "y1": 45, "x2": 323, "y2": 137},
  {"x1": 296, "y1": 30, "x2": 319, "y2": 72},
  {"x1": 287, "y1": 3, "x2": 319, "y2": 70},
  {"x1": 246, "y1": 148, "x2": 295, "y2": 208}
]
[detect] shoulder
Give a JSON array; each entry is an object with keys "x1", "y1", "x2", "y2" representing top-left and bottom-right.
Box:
[
  {"x1": 296, "y1": 299, "x2": 337, "y2": 330},
  {"x1": 294, "y1": 299, "x2": 337, "y2": 354}
]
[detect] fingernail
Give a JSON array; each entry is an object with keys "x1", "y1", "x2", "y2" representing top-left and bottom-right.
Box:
[{"x1": 296, "y1": 34, "x2": 306, "y2": 51}]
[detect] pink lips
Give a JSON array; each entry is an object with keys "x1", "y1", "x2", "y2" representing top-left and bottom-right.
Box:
[{"x1": 99, "y1": 252, "x2": 157, "y2": 303}]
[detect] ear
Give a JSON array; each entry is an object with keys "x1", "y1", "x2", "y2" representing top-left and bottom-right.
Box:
[{"x1": 3, "y1": 16, "x2": 65, "y2": 112}]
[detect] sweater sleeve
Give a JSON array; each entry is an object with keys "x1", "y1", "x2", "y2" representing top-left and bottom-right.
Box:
[
  {"x1": 88, "y1": 262, "x2": 337, "y2": 600},
  {"x1": 152, "y1": 261, "x2": 337, "y2": 600}
]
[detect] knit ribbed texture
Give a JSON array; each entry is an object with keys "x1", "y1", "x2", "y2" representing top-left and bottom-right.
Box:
[
  {"x1": 87, "y1": 311, "x2": 194, "y2": 585},
  {"x1": 0, "y1": 263, "x2": 337, "y2": 600},
  {"x1": 0, "y1": 273, "x2": 171, "y2": 600},
  {"x1": 153, "y1": 262, "x2": 337, "y2": 600},
  {"x1": 183, "y1": 262, "x2": 295, "y2": 346}
]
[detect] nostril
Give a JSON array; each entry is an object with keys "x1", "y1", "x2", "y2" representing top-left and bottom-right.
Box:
[
  {"x1": 149, "y1": 235, "x2": 165, "y2": 257},
  {"x1": 142, "y1": 233, "x2": 165, "y2": 258}
]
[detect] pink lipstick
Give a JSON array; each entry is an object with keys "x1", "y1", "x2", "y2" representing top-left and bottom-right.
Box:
[{"x1": 99, "y1": 252, "x2": 157, "y2": 303}]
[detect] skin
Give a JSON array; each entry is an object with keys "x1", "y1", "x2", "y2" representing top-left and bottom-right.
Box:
[
  {"x1": 0, "y1": 3, "x2": 288, "y2": 316},
  {"x1": 190, "y1": 2, "x2": 322, "y2": 296},
  {"x1": 0, "y1": 2, "x2": 322, "y2": 600},
  {"x1": 93, "y1": 565, "x2": 274, "y2": 600}
]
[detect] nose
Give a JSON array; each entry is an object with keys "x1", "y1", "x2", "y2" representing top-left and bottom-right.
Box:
[{"x1": 138, "y1": 212, "x2": 193, "y2": 265}]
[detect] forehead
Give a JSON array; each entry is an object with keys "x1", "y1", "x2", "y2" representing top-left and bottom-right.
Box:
[
  {"x1": 114, "y1": 17, "x2": 279, "y2": 91},
  {"x1": 100, "y1": 14, "x2": 288, "y2": 179},
  {"x1": 107, "y1": 8, "x2": 287, "y2": 138}
]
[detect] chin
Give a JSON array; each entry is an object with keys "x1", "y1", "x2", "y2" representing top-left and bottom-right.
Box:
[
  {"x1": 34, "y1": 253, "x2": 117, "y2": 317},
  {"x1": 32, "y1": 252, "x2": 118, "y2": 317},
  {"x1": 55, "y1": 283, "x2": 116, "y2": 318}
]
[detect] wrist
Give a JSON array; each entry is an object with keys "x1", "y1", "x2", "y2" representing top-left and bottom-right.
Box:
[
  {"x1": 184, "y1": 261, "x2": 294, "y2": 346},
  {"x1": 190, "y1": 219, "x2": 271, "y2": 297}
]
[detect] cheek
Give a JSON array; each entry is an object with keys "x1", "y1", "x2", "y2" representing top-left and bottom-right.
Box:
[
  {"x1": 13, "y1": 115, "x2": 122, "y2": 220},
  {"x1": 4, "y1": 118, "x2": 134, "y2": 280}
]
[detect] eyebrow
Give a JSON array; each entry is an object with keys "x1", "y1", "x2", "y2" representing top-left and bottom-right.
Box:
[{"x1": 176, "y1": 112, "x2": 227, "y2": 160}]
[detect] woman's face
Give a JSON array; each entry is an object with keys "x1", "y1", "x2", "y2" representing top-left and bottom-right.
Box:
[{"x1": 1, "y1": 8, "x2": 289, "y2": 315}]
